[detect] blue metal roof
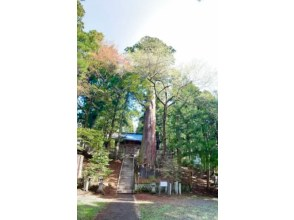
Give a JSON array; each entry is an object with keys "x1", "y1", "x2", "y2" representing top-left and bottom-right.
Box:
[{"x1": 121, "y1": 133, "x2": 142, "y2": 142}]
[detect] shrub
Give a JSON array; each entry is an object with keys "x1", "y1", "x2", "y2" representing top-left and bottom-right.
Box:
[
  {"x1": 135, "y1": 184, "x2": 152, "y2": 193},
  {"x1": 161, "y1": 158, "x2": 181, "y2": 182},
  {"x1": 78, "y1": 128, "x2": 111, "y2": 179}
]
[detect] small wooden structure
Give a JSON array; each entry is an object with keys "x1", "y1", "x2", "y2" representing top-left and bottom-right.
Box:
[{"x1": 112, "y1": 133, "x2": 142, "y2": 159}]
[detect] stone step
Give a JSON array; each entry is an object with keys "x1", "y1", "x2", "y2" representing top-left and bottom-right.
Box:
[
  {"x1": 118, "y1": 182, "x2": 132, "y2": 185},
  {"x1": 118, "y1": 189, "x2": 132, "y2": 192},
  {"x1": 120, "y1": 172, "x2": 132, "y2": 175},
  {"x1": 119, "y1": 181, "x2": 133, "y2": 184},
  {"x1": 119, "y1": 180, "x2": 133, "y2": 182},
  {"x1": 118, "y1": 186, "x2": 132, "y2": 189},
  {"x1": 117, "y1": 189, "x2": 132, "y2": 192},
  {"x1": 119, "y1": 179, "x2": 132, "y2": 182},
  {"x1": 120, "y1": 174, "x2": 133, "y2": 176},
  {"x1": 117, "y1": 157, "x2": 135, "y2": 194},
  {"x1": 118, "y1": 183, "x2": 133, "y2": 186},
  {"x1": 121, "y1": 173, "x2": 134, "y2": 179},
  {"x1": 119, "y1": 180, "x2": 133, "y2": 183},
  {"x1": 118, "y1": 186, "x2": 133, "y2": 189}
]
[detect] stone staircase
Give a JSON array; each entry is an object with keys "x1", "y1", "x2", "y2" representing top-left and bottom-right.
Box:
[{"x1": 117, "y1": 155, "x2": 134, "y2": 193}]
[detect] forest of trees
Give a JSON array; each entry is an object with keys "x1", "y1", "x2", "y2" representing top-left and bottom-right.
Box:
[{"x1": 77, "y1": 0, "x2": 217, "y2": 188}]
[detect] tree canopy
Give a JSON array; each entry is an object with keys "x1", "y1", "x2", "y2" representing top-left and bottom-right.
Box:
[{"x1": 77, "y1": 0, "x2": 218, "y2": 188}]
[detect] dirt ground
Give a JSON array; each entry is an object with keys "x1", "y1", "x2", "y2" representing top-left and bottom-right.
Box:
[
  {"x1": 102, "y1": 160, "x2": 122, "y2": 196},
  {"x1": 79, "y1": 160, "x2": 122, "y2": 196}
]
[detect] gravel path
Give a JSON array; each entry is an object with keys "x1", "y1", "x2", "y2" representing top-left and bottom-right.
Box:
[{"x1": 95, "y1": 194, "x2": 139, "y2": 220}]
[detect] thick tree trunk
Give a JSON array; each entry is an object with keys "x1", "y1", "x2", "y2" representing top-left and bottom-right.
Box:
[
  {"x1": 140, "y1": 112, "x2": 147, "y2": 162},
  {"x1": 162, "y1": 104, "x2": 167, "y2": 158},
  {"x1": 141, "y1": 92, "x2": 156, "y2": 167}
]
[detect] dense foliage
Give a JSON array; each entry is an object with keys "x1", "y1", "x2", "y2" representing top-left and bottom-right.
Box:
[
  {"x1": 77, "y1": 0, "x2": 145, "y2": 181},
  {"x1": 166, "y1": 85, "x2": 218, "y2": 182},
  {"x1": 77, "y1": 128, "x2": 111, "y2": 178},
  {"x1": 77, "y1": 0, "x2": 218, "y2": 188}
]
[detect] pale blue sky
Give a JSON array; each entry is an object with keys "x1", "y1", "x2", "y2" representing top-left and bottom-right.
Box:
[{"x1": 81, "y1": 0, "x2": 217, "y2": 68}]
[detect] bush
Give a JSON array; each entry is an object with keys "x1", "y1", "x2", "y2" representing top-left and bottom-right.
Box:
[
  {"x1": 78, "y1": 128, "x2": 111, "y2": 179},
  {"x1": 135, "y1": 184, "x2": 152, "y2": 193},
  {"x1": 181, "y1": 184, "x2": 191, "y2": 193},
  {"x1": 77, "y1": 128, "x2": 104, "y2": 152},
  {"x1": 161, "y1": 159, "x2": 181, "y2": 182},
  {"x1": 181, "y1": 158, "x2": 195, "y2": 168}
]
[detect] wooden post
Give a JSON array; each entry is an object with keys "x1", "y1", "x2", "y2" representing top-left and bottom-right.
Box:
[
  {"x1": 175, "y1": 181, "x2": 178, "y2": 195},
  {"x1": 77, "y1": 155, "x2": 84, "y2": 179},
  {"x1": 151, "y1": 183, "x2": 156, "y2": 193},
  {"x1": 84, "y1": 178, "x2": 90, "y2": 192},
  {"x1": 179, "y1": 183, "x2": 181, "y2": 195}
]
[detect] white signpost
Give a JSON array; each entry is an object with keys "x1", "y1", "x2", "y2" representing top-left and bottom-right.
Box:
[
  {"x1": 159, "y1": 181, "x2": 168, "y2": 194},
  {"x1": 160, "y1": 181, "x2": 167, "y2": 187}
]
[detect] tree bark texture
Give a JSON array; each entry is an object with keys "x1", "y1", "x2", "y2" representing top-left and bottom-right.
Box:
[
  {"x1": 141, "y1": 93, "x2": 156, "y2": 167},
  {"x1": 162, "y1": 104, "x2": 167, "y2": 158}
]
